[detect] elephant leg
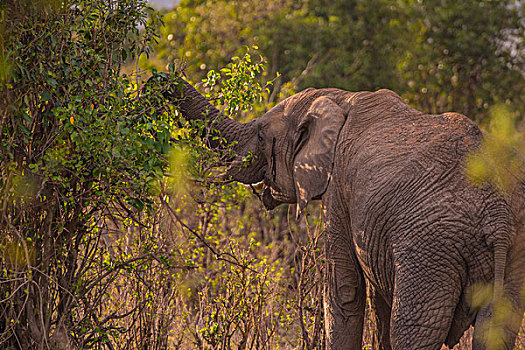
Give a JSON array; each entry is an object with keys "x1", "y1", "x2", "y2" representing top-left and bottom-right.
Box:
[
  {"x1": 324, "y1": 228, "x2": 366, "y2": 350},
  {"x1": 368, "y1": 283, "x2": 392, "y2": 350},
  {"x1": 390, "y1": 254, "x2": 461, "y2": 350},
  {"x1": 443, "y1": 294, "x2": 474, "y2": 348}
]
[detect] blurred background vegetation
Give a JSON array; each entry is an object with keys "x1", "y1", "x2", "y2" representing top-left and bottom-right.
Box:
[
  {"x1": 149, "y1": 0, "x2": 524, "y2": 123},
  {"x1": 0, "y1": 0, "x2": 524, "y2": 349}
]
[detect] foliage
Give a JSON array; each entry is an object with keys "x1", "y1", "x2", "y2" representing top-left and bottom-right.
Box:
[
  {"x1": 1, "y1": 1, "x2": 326, "y2": 346},
  {"x1": 204, "y1": 47, "x2": 273, "y2": 118},
  {"x1": 0, "y1": 0, "x2": 178, "y2": 348}
]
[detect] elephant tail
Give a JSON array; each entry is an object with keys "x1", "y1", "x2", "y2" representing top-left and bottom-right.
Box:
[{"x1": 492, "y1": 242, "x2": 508, "y2": 304}]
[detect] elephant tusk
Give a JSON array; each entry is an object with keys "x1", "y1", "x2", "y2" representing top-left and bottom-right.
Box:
[
  {"x1": 248, "y1": 183, "x2": 263, "y2": 201},
  {"x1": 248, "y1": 181, "x2": 265, "y2": 191}
]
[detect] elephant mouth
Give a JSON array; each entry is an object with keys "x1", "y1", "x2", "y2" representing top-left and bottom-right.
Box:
[
  {"x1": 249, "y1": 182, "x2": 284, "y2": 210},
  {"x1": 262, "y1": 187, "x2": 284, "y2": 210}
]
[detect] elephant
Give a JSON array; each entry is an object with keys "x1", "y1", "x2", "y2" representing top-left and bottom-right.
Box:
[{"x1": 148, "y1": 74, "x2": 525, "y2": 350}]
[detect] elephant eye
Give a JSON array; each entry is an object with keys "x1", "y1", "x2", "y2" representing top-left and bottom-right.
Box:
[{"x1": 258, "y1": 130, "x2": 265, "y2": 147}]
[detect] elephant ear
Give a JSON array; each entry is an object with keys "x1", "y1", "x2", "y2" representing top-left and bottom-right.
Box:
[{"x1": 293, "y1": 96, "x2": 346, "y2": 216}]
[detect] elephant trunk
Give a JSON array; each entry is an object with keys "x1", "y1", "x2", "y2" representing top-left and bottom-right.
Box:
[
  {"x1": 153, "y1": 74, "x2": 253, "y2": 150},
  {"x1": 176, "y1": 79, "x2": 251, "y2": 151},
  {"x1": 145, "y1": 74, "x2": 266, "y2": 184}
]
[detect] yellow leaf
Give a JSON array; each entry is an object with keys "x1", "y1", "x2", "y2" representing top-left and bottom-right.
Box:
[{"x1": 70, "y1": 116, "x2": 74, "y2": 124}]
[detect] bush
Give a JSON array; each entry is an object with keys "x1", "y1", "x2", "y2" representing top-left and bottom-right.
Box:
[{"x1": 1, "y1": 2, "x2": 326, "y2": 348}]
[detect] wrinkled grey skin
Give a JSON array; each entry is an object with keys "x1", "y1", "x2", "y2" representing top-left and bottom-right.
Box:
[{"x1": 153, "y1": 75, "x2": 525, "y2": 350}]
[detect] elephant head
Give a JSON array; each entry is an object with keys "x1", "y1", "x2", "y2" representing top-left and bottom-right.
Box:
[{"x1": 150, "y1": 74, "x2": 349, "y2": 215}]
